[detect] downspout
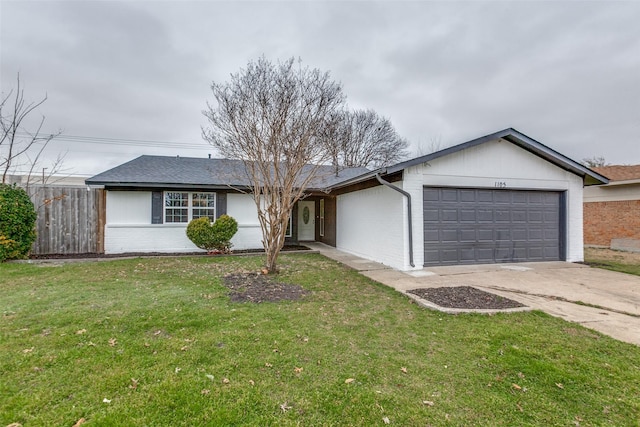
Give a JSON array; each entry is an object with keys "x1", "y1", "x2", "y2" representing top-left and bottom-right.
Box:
[{"x1": 375, "y1": 173, "x2": 414, "y2": 268}]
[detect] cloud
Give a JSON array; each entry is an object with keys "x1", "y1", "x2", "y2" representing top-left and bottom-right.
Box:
[{"x1": 1, "y1": 0, "x2": 639, "y2": 175}]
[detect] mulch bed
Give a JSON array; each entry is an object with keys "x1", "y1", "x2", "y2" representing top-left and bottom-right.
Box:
[
  {"x1": 407, "y1": 286, "x2": 525, "y2": 310},
  {"x1": 222, "y1": 273, "x2": 311, "y2": 303},
  {"x1": 28, "y1": 245, "x2": 311, "y2": 260}
]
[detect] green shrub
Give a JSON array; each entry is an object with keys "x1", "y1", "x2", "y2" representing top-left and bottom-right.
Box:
[
  {"x1": 186, "y1": 214, "x2": 238, "y2": 253},
  {"x1": 0, "y1": 184, "x2": 37, "y2": 261}
]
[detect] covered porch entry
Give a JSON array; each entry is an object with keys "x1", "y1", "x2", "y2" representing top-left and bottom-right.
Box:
[{"x1": 286, "y1": 196, "x2": 336, "y2": 246}]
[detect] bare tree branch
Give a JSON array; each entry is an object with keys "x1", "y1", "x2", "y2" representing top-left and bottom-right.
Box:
[
  {"x1": 0, "y1": 74, "x2": 63, "y2": 186},
  {"x1": 323, "y1": 108, "x2": 409, "y2": 171},
  {"x1": 581, "y1": 156, "x2": 608, "y2": 168},
  {"x1": 203, "y1": 57, "x2": 344, "y2": 273}
]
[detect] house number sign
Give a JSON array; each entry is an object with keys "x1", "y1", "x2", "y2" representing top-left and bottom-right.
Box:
[
  {"x1": 302, "y1": 206, "x2": 310, "y2": 224},
  {"x1": 494, "y1": 181, "x2": 507, "y2": 188}
]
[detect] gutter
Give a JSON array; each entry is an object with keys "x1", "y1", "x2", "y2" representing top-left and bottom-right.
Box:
[{"x1": 375, "y1": 173, "x2": 414, "y2": 268}]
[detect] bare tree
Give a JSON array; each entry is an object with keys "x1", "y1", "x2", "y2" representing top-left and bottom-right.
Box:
[
  {"x1": 326, "y1": 108, "x2": 409, "y2": 170},
  {"x1": 413, "y1": 134, "x2": 443, "y2": 157},
  {"x1": 202, "y1": 57, "x2": 344, "y2": 273},
  {"x1": 581, "y1": 156, "x2": 608, "y2": 168},
  {"x1": 0, "y1": 75, "x2": 62, "y2": 189}
]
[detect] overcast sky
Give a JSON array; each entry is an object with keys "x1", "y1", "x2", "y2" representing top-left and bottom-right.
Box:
[{"x1": 1, "y1": 0, "x2": 639, "y2": 177}]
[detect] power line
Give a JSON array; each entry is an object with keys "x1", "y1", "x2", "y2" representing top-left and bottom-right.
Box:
[{"x1": 14, "y1": 132, "x2": 211, "y2": 150}]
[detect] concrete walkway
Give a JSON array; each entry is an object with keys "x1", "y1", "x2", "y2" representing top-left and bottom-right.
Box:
[{"x1": 305, "y1": 242, "x2": 640, "y2": 346}]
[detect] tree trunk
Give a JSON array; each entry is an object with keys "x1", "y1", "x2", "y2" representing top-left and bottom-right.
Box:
[{"x1": 264, "y1": 247, "x2": 279, "y2": 273}]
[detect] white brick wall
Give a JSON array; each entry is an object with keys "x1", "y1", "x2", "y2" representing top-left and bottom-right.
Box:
[
  {"x1": 336, "y1": 184, "x2": 406, "y2": 269},
  {"x1": 104, "y1": 191, "x2": 264, "y2": 253}
]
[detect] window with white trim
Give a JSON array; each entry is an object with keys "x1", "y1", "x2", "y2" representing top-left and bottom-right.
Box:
[{"x1": 164, "y1": 192, "x2": 216, "y2": 223}]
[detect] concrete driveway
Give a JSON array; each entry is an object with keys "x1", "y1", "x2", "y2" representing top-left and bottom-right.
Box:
[{"x1": 306, "y1": 243, "x2": 640, "y2": 346}]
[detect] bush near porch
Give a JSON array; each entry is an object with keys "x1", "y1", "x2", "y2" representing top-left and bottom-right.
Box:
[{"x1": 1, "y1": 254, "x2": 639, "y2": 426}]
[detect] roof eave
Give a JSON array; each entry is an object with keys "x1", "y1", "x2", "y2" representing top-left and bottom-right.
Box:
[
  {"x1": 499, "y1": 133, "x2": 609, "y2": 186},
  {"x1": 85, "y1": 181, "x2": 252, "y2": 191},
  {"x1": 599, "y1": 178, "x2": 640, "y2": 187},
  {"x1": 383, "y1": 128, "x2": 608, "y2": 186},
  {"x1": 324, "y1": 168, "x2": 387, "y2": 191}
]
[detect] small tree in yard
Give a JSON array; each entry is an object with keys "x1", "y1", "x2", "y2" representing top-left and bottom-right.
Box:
[
  {"x1": 186, "y1": 215, "x2": 238, "y2": 254},
  {"x1": 0, "y1": 183, "x2": 37, "y2": 261},
  {"x1": 203, "y1": 57, "x2": 344, "y2": 273}
]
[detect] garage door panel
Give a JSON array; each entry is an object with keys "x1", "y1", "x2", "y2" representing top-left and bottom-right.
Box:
[
  {"x1": 476, "y1": 248, "x2": 495, "y2": 262},
  {"x1": 477, "y1": 209, "x2": 493, "y2": 222},
  {"x1": 496, "y1": 229, "x2": 511, "y2": 241},
  {"x1": 544, "y1": 229, "x2": 559, "y2": 239},
  {"x1": 460, "y1": 190, "x2": 477, "y2": 202},
  {"x1": 424, "y1": 209, "x2": 439, "y2": 222},
  {"x1": 528, "y1": 229, "x2": 543, "y2": 240},
  {"x1": 528, "y1": 211, "x2": 544, "y2": 222},
  {"x1": 441, "y1": 249, "x2": 460, "y2": 263},
  {"x1": 423, "y1": 187, "x2": 562, "y2": 266},
  {"x1": 544, "y1": 247, "x2": 560, "y2": 258},
  {"x1": 512, "y1": 210, "x2": 527, "y2": 222},
  {"x1": 442, "y1": 189, "x2": 459, "y2": 201},
  {"x1": 424, "y1": 249, "x2": 440, "y2": 264},
  {"x1": 494, "y1": 192, "x2": 511, "y2": 203},
  {"x1": 542, "y1": 193, "x2": 558, "y2": 204},
  {"x1": 477, "y1": 191, "x2": 494, "y2": 202},
  {"x1": 527, "y1": 247, "x2": 543, "y2": 259},
  {"x1": 512, "y1": 192, "x2": 528, "y2": 203},
  {"x1": 424, "y1": 230, "x2": 439, "y2": 243},
  {"x1": 495, "y1": 248, "x2": 513, "y2": 260},
  {"x1": 459, "y1": 229, "x2": 476, "y2": 242},
  {"x1": 544, "y1": 211, "x2": 559, "y2": 222},
  {"x1": 460, "y1": 209, "x2": 476, "y2": 222},
  {"x1": 495, "y1": 210, "x2": 510, "y2": 222},
  {"x1": 477, "y1": 229, "x2": 493, "y2": 241},
  {"x1": 441, "y1": 209, "x2": 458, "y2": 221},
  {"x1": 460, "y1": 249, "x2": 477, "y2": 263},
  {"x1": 441, "y1": 229, "x2": 458, "y2": 242},
  {"x1": 528, "y1": 193, "x2": 543, "y2": 203},
  {"x1": 512, "y1": 247, "x2": 528, "y2": 260}
]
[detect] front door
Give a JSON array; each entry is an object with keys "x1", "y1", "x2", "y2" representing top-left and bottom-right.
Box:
[{"x1": 298, "y1": 201, "x2": 315, "y2": 241}]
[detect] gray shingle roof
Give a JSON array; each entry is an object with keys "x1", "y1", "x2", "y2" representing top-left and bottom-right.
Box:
[{"x1": 85, "y1": 155, "x2": 370, "y2": 190}]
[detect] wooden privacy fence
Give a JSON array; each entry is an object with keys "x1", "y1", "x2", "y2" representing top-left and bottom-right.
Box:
[{"x1": 30, "y1": 186, "x2": 105, "y2": 255}]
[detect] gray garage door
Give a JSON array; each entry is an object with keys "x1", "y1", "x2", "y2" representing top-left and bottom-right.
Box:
[{"x1": 423, "y1": 187, "x2": 563, "y2": 266}]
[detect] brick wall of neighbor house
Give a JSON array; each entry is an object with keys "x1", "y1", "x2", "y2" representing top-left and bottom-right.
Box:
[{"x1": 584, "y1": 200, "x2": 640, "y2": 246}]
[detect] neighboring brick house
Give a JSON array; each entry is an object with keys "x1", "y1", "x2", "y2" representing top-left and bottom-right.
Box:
[{"x1": 583, "y1": 165, "x2": 640, "y2": 249}]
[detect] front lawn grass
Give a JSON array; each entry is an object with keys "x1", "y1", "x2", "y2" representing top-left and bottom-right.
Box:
[
  {"x1": 2, "y1": 254, "x2": 639, "y2": 426},
  {"x1": 584, "y1": 248, "x2": 640, "y2": 277}
]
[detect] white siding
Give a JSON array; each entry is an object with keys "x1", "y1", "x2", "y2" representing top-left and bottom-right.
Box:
[
  {"x1": 584, "y1": 184, "x2": 640, "y2": 202},
  {"x1": 336, "y1": 185, "x2": 406, "y2": 269},
  {"x1": 104, "y1": 191, "x2": 263, "y2": 254}
]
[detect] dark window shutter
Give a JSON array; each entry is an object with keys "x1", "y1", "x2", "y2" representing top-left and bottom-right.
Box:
[
  {"x1": 152, "y1": 191, "x2": 163, "y2": 224},
  {"x1": 216, "y1": 192, "x2": 227, "y2": 218}
]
